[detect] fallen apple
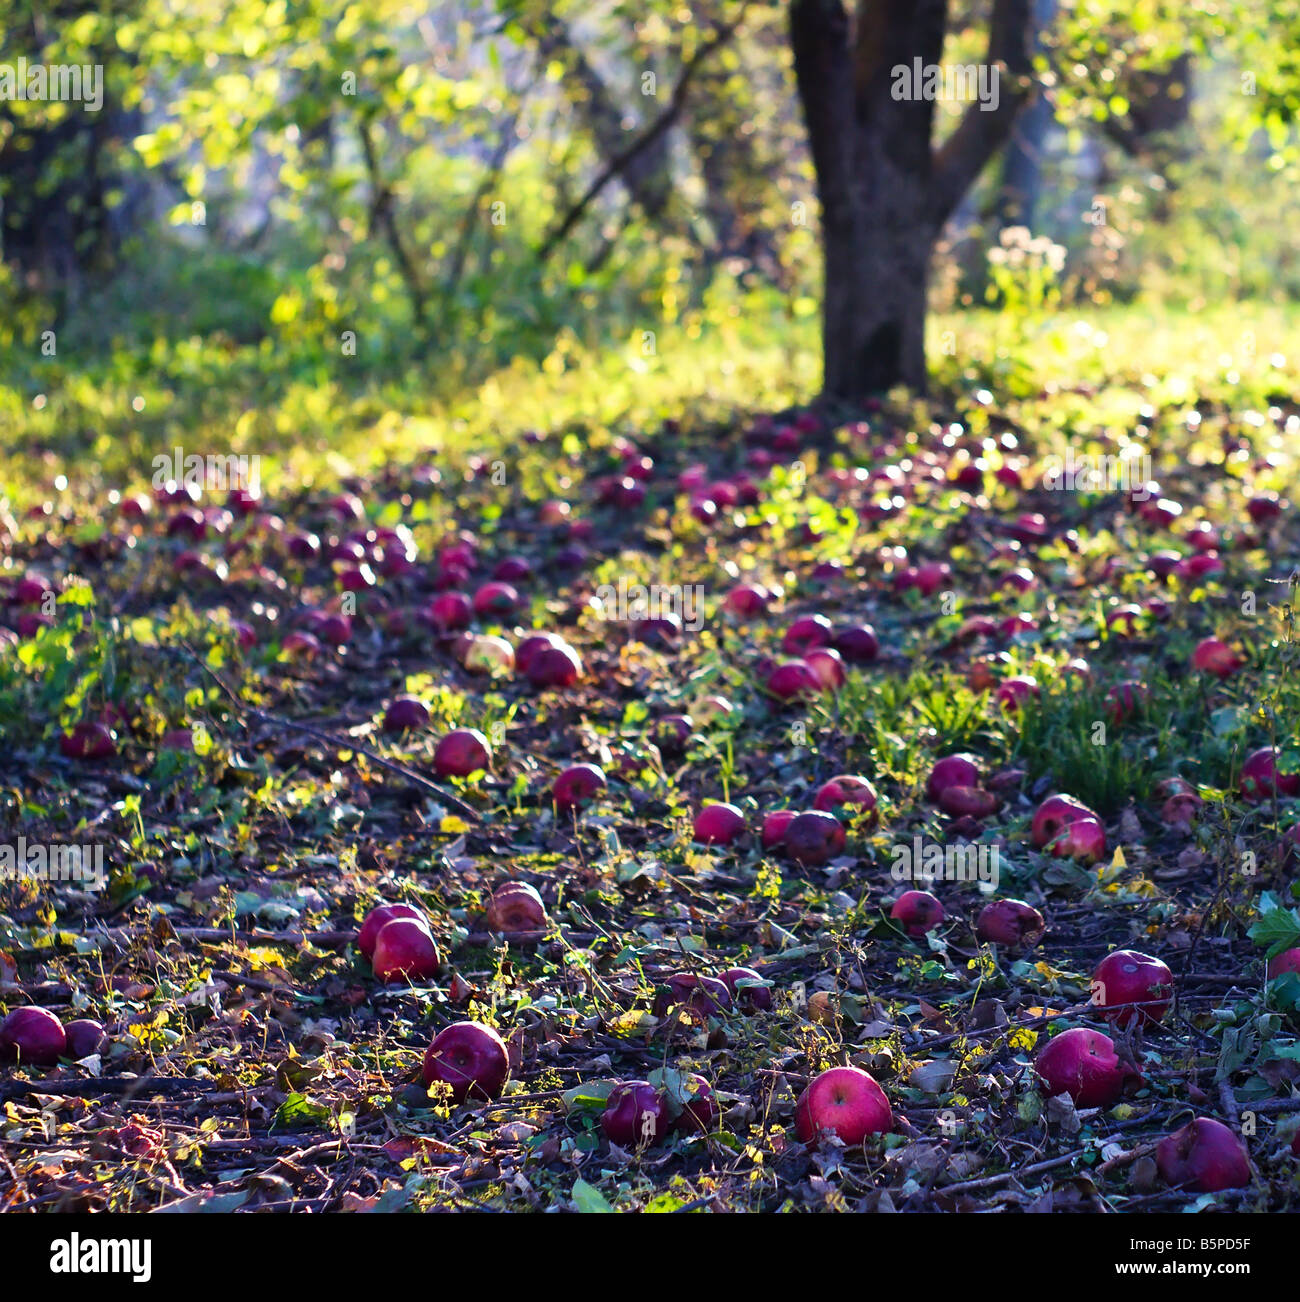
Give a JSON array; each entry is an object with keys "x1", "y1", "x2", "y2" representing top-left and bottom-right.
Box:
[
  {"x1": 1034, "y1": 1027, "x2": 1137, "y2": 1108},
  {"x1": 433, "y1": 728, "x2": 492, "y2": 778},
  {"x1": 371, "y1": 918, "x2": 441, "y2": 983},
  {"x1": 422, "y1": 1021, "x2": 509, "y2": 1102},
  {"x1": 601, "y1": 1081, "x2": 668, "y2": 1148},
  {"x1": 1091, "y1": 949, "x2": 1173, "y2": 1028},
  {"x1": 1156, "y1": 1117, "x2": 1251, "y2": 1192},
  {"x1": 0, "y1": 1006, "x2": 67, "y2": 1065},
  {"x1": 794, "y1": 1066, "x2": 892, "y2": 1145},
  {"x1": 891, "y1": 889, "x2": 945, "y2": 938}
]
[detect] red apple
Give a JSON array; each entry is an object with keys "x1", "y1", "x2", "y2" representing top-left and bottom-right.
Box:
[
  {"x1": 1193, "y1": 637, "x2": 1242, "y2": 678},
  {"x1": 976, "y1": 898, "x2": 1045, "y2": 948},
  {"x1": 693, "y1": 803, "x2": 746, "y2": 846},
  {"x1": 1266, "y1": 947, "x2": 1300, "y2": 980},
  {"x1": 832, "y1": 623, "x2": 879, "y2": 663},
  {"x1": 673, "y1": 1075, "x2": 720, "y2": 1134},
  {"x1": 765, "y1": 659, "x2": 823, "y2": 703},
  {"x1": 485, "y1": 882, "x2": 547, "y2": 934},
  {"x1": 1239, "y1": 746, "x2": 1300, "y2": 801},
  {"x1": 1156, "y1": 1117, "x2": 1251, "y2": 1192},
  {"x1": 783, "y1": 810, "x2": 846, "y2": 865},
  {"x1": 805, "y1": 647, "x2": 847, "y2": 690},
  {"x1": 1105, "y1": 680, "x2": 1148, "y2": 724},
  {"x1": 794, "y1": 1066, "x2": 892, "y2": 1145},
  {"x1": 720, "y1": 966, "x2": 774, "y2": 1012},
  {"x1": 553, "y1": 763, "x2": 607, "y2": 814},
  {"x1": 926, "y1": 754, "x2": 981, "y2": 802},
  {"x1": 653, "y1": 974, "x2": 733, "y2": 1019},
  {"x1": 0, "y1": 1006, "x2": 67, "y2": 1065},
  {"x1": 725, "y1": 583, "x2": 771, "y2": 617},
  {"x1": 601, "y1": 1081, "x2": 668, "y2": 1147},
  {"x1": 1092, "y1": 949, "x2": 1173, "y2": 1028},
  {"x1": 938, "y1": 785, "x2": 1000, "y2": 818},
  {"x1": 371, "y1": 918, "x2": 441, "y2": 983},
  {"x1": 813, "y1": 774, "x2": 878, "y2": 819},
  {"x1": 525, "y1": 642, "x2": 582, "y2": 688},
  {"x1": 1246, "y1": 493, "x2": 1282, "y2": 524},
  {"x1": 64, "y1": 1018, "x2": 107, "y2": 1058},
  {"x1": 358, "y1": 902, "x2": 428, "y2": 959},
  {"x1": 1031, "y1": 794, "x2": 1097, "y2": 848},
  {"x1": 994, "y1": 675, "x2": 1040, "y2": 712},
  {"x1": 782, "y1": 615, "x2": 833, "y2": 656},
  {"x1": 59, "y1": 721, "x2": 117, "y2": 761},
  {"x1": 891, "y1": 889, "x2": 945, "y2": 938},
  {"x1": 761, "y1": 810, "x2": 797, "y2": 850},
  {"x1": 433, "y1": 728, "x2": 492, "y2": 778},
  {"x1": 1035, "y1": 1027, "x2": 1137, "y2": 1108},
  {"x1": 383, "y1": 696, "x2": 430, "y2": 732},
  {"x1": 422, "y1": 1021, "x2": 509, "y2": 1102}
]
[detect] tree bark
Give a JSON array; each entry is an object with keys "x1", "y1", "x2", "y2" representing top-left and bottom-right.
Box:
[{"x1": 791, "y1": 0, "x2": 1034, "y2": 398}]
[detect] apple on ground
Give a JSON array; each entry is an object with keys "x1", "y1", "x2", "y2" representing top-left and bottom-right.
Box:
[
  {"x1": 783, "y1": 810, "x2": 846, "y2": 865},
  {"x1": 720, "y1": 966, "x2": 774, "y2": 1012},
  {"x1": 371, "y1": 918, "x2": 440, "y2": 983},
  {"x1": 601, "y1": 1081, "x2": 668, "y2": 1148},
  {"x1": 976, "y1": 898, "x2": 1045, "y2": 948},
  {"x1": 0, "y1": 1006, "x2": 67, "y2": 1065},
  {"x1": 485, "y1": 882, "x2": 548, "y2": 935},
  {"x1": 553, "y1": 762, "x2": 607, "y2": 814},
  {"x1": 1034, "y1": 1027, "x2": 1138, "y2": 1108},
  {"x1": 1156, "y1": 1117, "x2": 1251, "y2": 1192},
  {"x1": 1091, "y1": 949, "x2": 1173, "y2": 1028},
  {"x1": 422, "y1": 1021, "x2": 510, "y2": 1102},
  {"x1": 358, "y1": 902, "x2": 428, "y2": 959},
  {"x1": 891, "y1": 890, "x2": 945, "y2": 937},
  {"x1": 693, "y1": 803, "x2": 746, "y2": 846},
  {"x1": 433, "y1": 728, "x2": 492, "y2": 778},
  {"x1": 794, "y1": 1066, "x2": 892, "y2": 1145}
]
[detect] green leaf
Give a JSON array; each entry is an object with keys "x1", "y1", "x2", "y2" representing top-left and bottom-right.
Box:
[{"x1": 572, "y1": 1178, "x2": 615, "y2": 1213}]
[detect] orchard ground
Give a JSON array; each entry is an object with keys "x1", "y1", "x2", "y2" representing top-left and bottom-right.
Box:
[{"x1": 1, "y1": 303, "x2": 1299, "y2": 1213}]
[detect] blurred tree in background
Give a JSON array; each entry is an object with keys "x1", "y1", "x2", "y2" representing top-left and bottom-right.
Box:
[{"x1": 1, "y1": 0, "x2": 1297, "y2": 393}]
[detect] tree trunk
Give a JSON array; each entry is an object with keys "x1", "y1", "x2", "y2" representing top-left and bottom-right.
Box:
[{"x1": 790, "y1": 0, "x2": 1034, "y2": 399}]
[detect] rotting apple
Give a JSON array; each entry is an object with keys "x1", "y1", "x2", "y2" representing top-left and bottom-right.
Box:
[
  {"x1": 976, "y1": 898, "x2": 1045, "y2": 948},
  {"x1": 601, "y1": 1081, "x2": 668, "y2": 1148},
  {"x1": 1156, "y1": 1117, "x2": 1251, "y2": 1192},
  {"x1": 891, "y1": 890, "x2": 945, "y2": 938},
  {"x1": 371, "y1": 918, "x2": 441, "y2": 983},
  {"x1": 485, "y1": 882, "x2": 548, "y2": 935},
  {"x1": 783, "y1": 810, "x2": 847, "y2": 866}
]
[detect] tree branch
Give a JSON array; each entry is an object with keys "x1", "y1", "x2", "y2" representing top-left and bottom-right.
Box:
[
  {"x1": 928, "y1": 0, "x2": 1035, "y2": 228},
  {"x1": 537, "y1": 8, "x2": 748, "y2": 263},
  {"x1": 357, "y1": 114, "x2": 429, "y2": 332}
]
